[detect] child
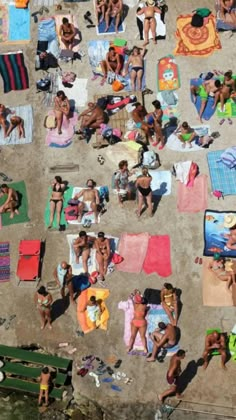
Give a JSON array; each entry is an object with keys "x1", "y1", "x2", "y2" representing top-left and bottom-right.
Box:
[
  {"x1": 38, "y1": 367, "x2": 51, "y2": 407},
  {"x1": 86, "y1": 296, "x2": 102, "y2": 328}
]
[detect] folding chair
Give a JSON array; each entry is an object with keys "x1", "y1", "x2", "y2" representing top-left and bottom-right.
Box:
[{"x1": 17, "y1": 240, "x2": 42, "y2": 286}]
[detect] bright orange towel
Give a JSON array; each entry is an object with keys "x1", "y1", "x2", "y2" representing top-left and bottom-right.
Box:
[
  {"x1": 15, "y1": 0, "x2": 29, "y2": 8},
  {"x1": 77, "y1": 288, "x2": 110, "y2": 333}
]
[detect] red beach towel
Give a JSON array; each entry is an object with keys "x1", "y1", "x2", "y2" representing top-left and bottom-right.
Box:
[
  {"x1": 143, "y1": 235, "x2": 172, "y2": 277},
  {"x1": 116, "y1": 232, "x2": 149, "y2": 273}
]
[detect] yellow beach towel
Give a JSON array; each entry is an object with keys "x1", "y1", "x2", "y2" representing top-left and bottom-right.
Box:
[{"x1": 77, "y1": 288, "x2": 110, "y2": 333}]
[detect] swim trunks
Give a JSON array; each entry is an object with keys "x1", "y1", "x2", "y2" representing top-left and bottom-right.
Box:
[{"x1": 197, "y1": 85, "x2": 208, "y2": 101}]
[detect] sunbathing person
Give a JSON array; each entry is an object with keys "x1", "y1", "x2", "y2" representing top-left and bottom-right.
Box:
[
  {"x1": 0, "y1": 184, "x2": 19, "y2": 219},
  {"x1": 214, "y1": 70, "x2": 236, "y2": 113},
  {"x1": 202, "y1": 330, "x2": 227, "y2": 369},
  {"x1": 6, "y1": 116, "x2": 25, "y2": 139},
  {"x1": 220, "y1": 0, "x2": 236, "y2": 25},
  {"x1": 224, "y1": 213, "x2": 236, "y2": 250},
  {"x1": 176, "y1": 121, "x2": 196, "y2": 149},
  {"x1": 86, "y1": 295, "x2": 103, "y2": 328},
  {"x1": 54, "y1": 91, "x2": 70, "y2": 135},
  {"x1": 59, "y1": 17, "x2": 76, "y2": 50},
  {"x1": 131, "y1": 102, "x2": 153, "y2": 143},
  {"x1": 78, "y1": 102, "x2": 106, "y2": 132},
  {"x1": 105, "y1": 0, "x2": 123, "y2": 33},
  {"x1": 146, "y1": 322, "x2": 177, "y2": 362},
  {"x1": 73, "y1": 231, "x2": 95, "y2": 272},
  {"x1": 94, "y1": 232, "x2": 111, "y2": 281},
  {"x1": 135, "y1": 166, "x2": 152, "y2": 217},
  {"x1": 208, "y1": 253, "x2": 235, "y2": 289},
  {"x1": 161, "y1": 283, "x2": 179, "y2": 326},
  {"x1": 53, "y1": 261, "x2": 75, "y2": 305},
  {"x1": 48, "y1": 176, "x2": 66, "y2": 229},
  {"x1": 0, "y1": 104, "x2": 10, "y2": 138},
  {"x1": 73, "y1": 179, "x2": 100, "y2": 223},
  {"x1": 137, "y1": 0, "x2": 161, "y2": 47},
  {"x1": 128, "y1": 292, "x2": 148, "y2": 354},
  {"x1": 123, "y1": 46, "x2": 146, "y2": 91},
  {"x1": 100, "y1": 47, "x2": 122, "y2": 86},
  {"x1": 115, "y1": 160, "x2": 133, "y2": 206},
  {"x1": 95, "y1": 0, "x2": 107, "y2": 24},
  {"x1": 190, "y1": 79, "x2": 222, "y2": 122}
]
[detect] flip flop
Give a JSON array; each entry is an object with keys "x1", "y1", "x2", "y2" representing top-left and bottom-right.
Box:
[
  {"x1": 228, "y1": 118, "x2": 233, "y2": 125},
  {"x1": 102, "y1": 377, "x2": 114, "y2": 383},
  {"x1": 194, "y1": 257, "x2": 199, "y2": 264},
  {"x1": 114, "y1": 359, "x2": 122, "y2": 369},
  {"x1": 107, "y1": 367, "x2": 114, "y2": 375},
  {"x1": 111, "y1": 384, "x2": 122, "y2": 392},
  {"x1": 219, "y1": 118, "x2": 225, "y2": 125},
  {"x1": 199, "y1": 258, "x2": 203, "y2": 265},
  {"x1": 91, "y1": 74, "x2": 99, "y2": 81}
]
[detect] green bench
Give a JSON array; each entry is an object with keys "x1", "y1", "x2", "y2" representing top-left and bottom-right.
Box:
[
  {"x1": 1, "y1": 362, "x2": 67, "y2": 386},
  {"x1": 0, "y1": 377, "x2": 63, "y2": 399}
]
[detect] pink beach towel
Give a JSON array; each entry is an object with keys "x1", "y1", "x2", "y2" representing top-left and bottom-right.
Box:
[
  {"x1": 45, "y1": 111, "x2": 78, "y2": 147},
  {"x1": 177, "y1": 174, "x2": 208, "y2": 213},
  {"x1": 116, "y1": 232, "x2": 149, "y2": 273},
  {"x1": 143, "y1": 235, "x2": 172, "y2": 277},
  {"x1": 118, "y1": 299, "x2": 143, "y2": 349}
]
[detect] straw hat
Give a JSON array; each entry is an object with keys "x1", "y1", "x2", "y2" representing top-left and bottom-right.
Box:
[
  {"x1": 146, "y1": 0, "x2": 155, "y2": 6},
  {"x1": 224, "y1": 213, "x2": 236, "y2": 228}
]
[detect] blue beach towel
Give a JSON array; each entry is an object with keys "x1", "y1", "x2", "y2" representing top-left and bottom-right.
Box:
[
  {"x1": 190, "y1": 78, "x2": 216, "y2": 121},
  {"x1": 207, "y1": 150, "x2": 236, "y2": 196},
  {"x1": 97, "y1": 18, "x2": 125, "y2": 35},
  {"x1": 38, "y1": 18, "x2": 57, "y2": 42},
  {"x1": 8, "y1": 6, "x2": 30, "y2": 42}
]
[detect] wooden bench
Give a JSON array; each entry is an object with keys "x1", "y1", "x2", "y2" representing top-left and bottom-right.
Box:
[{"x1": 0, "y1": 377, "x2": 63, "y2": 399}]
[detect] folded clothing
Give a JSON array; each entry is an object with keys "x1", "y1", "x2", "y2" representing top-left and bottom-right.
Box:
[{"x1": 217, "y1": 147, "x2": 236, "y2": 169}]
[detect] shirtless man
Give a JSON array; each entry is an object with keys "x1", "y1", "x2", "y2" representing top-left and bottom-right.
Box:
[
  {"x1": 146, "y1": 322, "x2": 177, "y2": 362},
  {"x1": 100, "y1": 47, "x2": 122, "y2": 86},
  {"x1": 105, "y1": 0, "x2": 123, "y2": 33},
  {"x1": 190, "y1": 79, "x2": 222, "y2": 123},
  {"x1": 0, "y1": 184, "x2": 19, "y2": 219},
  {"x1": 78, "y1": 102, "x2": 106, "y2": 132},
  {"x1": 132, "y1": 102, "x2": 152, "y2": 143},
  {"x1": 59, "y1": 17, "x2": 76, "y2": 50},
  {"x1": 73, "y1": 231, "x2": 95, "y2": 272},
  {"x1": 73, "y1": 179, "x2": 100, "y2": 223},
  {"x1": 123, "y1": 46, "x2": 146, "y2": 91},
  {"x1": 6, "y1": 116, "x2": 25, "y2": 139},
  {"x1": 0, "y1": 104, "x2": 8, "y2": 138},
  {"x1": 202, "y1": 330, "x2": 227, "y2": 370},
  {"x1": 158, "y1": 350, "x2": 186, "y2": 403},
  {"x1": 53, "y1": 261, "x2": 75, "y2": 305},
  {"x1": 137, "y1": 0, "x2": 161, "y2": 47}
]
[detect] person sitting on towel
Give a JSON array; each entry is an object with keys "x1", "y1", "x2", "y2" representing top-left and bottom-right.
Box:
[
  {"x1": 190, "y1": 79, "x2": 222, "y2": 123},
  {"x1": 214, "y1": 70, "x2": 236, "y2": 113},
  {"x1": 175, "y1": 121, "x2": 196, "y2": 149},
  {"x1": 208, "y1": 252, "x2": 235, "y2": 289},
  {"x1": 147, "y1": 100, "x2": 165, "y2": 149},
  {"x1": 77, "y1": 102, "x2": 106, "y2": 133},
  {"x1": 146, "y1": 322, "x2": 177, "y2": 362},
  {"x1": 95, "y1": 0, "x2": 107, "y2": 25},
  {"x1": 0, "y1": 184, "x2": 19, "y2": 219},
  {"x1": 54, "y1": 91, "x2": 70, "y2": 135},
  {"x1": 0, "y1": 104, "x2": 13, "y2": 138},
  {"x1": 94, "y1": 232, "x2": 111, "y2": 281},
  {"x1": 161, "y1": 283, "x2": 179, "y2": 326},
  {"x1": 59, "y1": 17, "x2": 76, "y2": 50},
  {"x1": 202, "y1": 330, "x2": 227, "y2": 370},
  {"x1": 220, "y1": 0, "x2": 236, "y2": 25},
  {"x1": 73, "y1": 231, "x2": 96, "y2": 272},
  {"x1": 100, "y1": 47, "x2": 122, "y2": 86},
  {"x1": 137, "y1": 0, "x2": 161, "y2": 47},
  {"x1": 105, "y1": 0, "x2": 123, "y2": 34},
  {"x1": 86, "y1": 295, "x2": 103, "y2": 328},
  {"x1": 73, "y1": 179, "x2": 100, "y2": 223},
  {"x1": 131, "y1": 102, "x2": 153, "y2": 144},
  {"x1": 123, "y1": 46, "x2": 146, "y2": 91},
  {"x1": 6, "y1": 115, "x2": 25, "y2": 139}
]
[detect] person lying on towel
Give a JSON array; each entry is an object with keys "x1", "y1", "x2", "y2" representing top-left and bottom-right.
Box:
[
  {"x1": 190, "y1": 79, "x2": 222, "y2": 123},
  {"x1": 86, "y1": 295, "x2": 103, "y2": 328},
  {"x1": 220, "y1": 0, "x2": 236, "y2": 25},
  {"x1": 123, "y1": 46, "x2": 146, "y2": 91},
  {"x1": 146, "y1": 322, "x2": 177, "y2": 362},
  {"x1": 208, "y1": 252, "x2": 235, "y2": 289},
  {"x1": 59, "y1": 17, "x2": 76, "y2": 50},
  {"x1": 137, "y1": 0, "x2": 161, "y2": 47},
  {"x1": 6, "y1": 116, "x2": 25, "y2": 139},
  {"x1": 73, "y1": 231, "x2": 96, "y2": 272},
  {"x1": 0, "y1": 184, "x2": 19, "y2": 219},
  {"x1": 105, "y1": 0, "x2": 123, "y2": 33},
  {"x1": 73, "y1": 179, "x2": 100, "y2": 223}
]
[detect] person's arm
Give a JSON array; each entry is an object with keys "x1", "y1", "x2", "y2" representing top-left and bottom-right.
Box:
[
  {"x1": 140, "y1": 47, "x2": 146, "y2": 57},
  {"x1": 189, "y1": 130, "x2": 197, "y2": 141},
  {"x1": 78, "y1": 107, "x2": 90, "y2": 120},
  {"x1": 95, "y1": 189, "x2": 100, "y2": 205},
  {"x1": 73, "y1": 190, "x2": 84, "y2": 200},
  {"x1": 168, "y1": 361, "x2": 178, "y2": 378},
  {"x1": 59, "y1": 25, "x2": 63, "y2": 37},
  {"x1": 155, "y1": 333, "x2": 168, "y2": 349},
  {"x1": 70, "y1": 23, "x2": 76, "y2": 38},
  {"x1": 105, "y1": 53, "x2": 113, "y2": 72},
  {"x1": 137, "y1": 7, "x2": 145, "y2": 15},
  {"x1": 115, "y1": 54, "x2": 122, "y2": 74},
  {"x1": 116, "y1": 0, "x2": 123, "y2": 12},
  {"x1": 3, "y1": 189, "x2": 13, "y2": 207},
  {"x1": 67, "y1": 266, "x2": 73, "y2": 281},
  {"x1": 154, "y1": 6, "x2": 161, "y2": 13},
  {"x1": 115, "y1": 173, "x2": 120, "y2": 191}
]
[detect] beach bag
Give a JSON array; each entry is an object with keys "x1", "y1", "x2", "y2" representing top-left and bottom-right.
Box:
[
  {"x1": 64, "y1": 205, "x2": 78, "y2": 221},
  {"x1": 191, "y1": 13, "x2": 204, "y2": 27},
  {"x1": 44, "y1": 115, "x2": 57, "y2": 129},
  {"x1": 112, "y1": 80, "x2": 124, "y2": 92},
  {"x1": 142, "y1": 151, "x2": 160, "y2": 169},
  {"x1": 194, "y1": 8, "x2": 211, "y2": 18},
  {"x1": 36, "y1": 78, "x2": 51, "y2": 92}
]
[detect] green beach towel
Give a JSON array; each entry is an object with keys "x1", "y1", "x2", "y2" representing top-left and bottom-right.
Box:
[
  {"x1": 216, "y1": 75, "x2": 236, "y2": 118},
  {"x1": 0, "y1": 181, "x2": 29, "y2": 226},
  {"x1": 44, "y1": 186, "x2": 73, "y2": 229}
]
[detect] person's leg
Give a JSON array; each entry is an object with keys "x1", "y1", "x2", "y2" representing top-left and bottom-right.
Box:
[
  {"x1": 127, "y1": 323, "x2": 139, "y2": 352},
  {"x1": 9, "y1": 201, "x2": 17, "y2": 219},
  {"x1": 54, "y1": 110, "x2": 63, "y2": 134},
  {"x1": 162, "y1": 302, "x2": 175, "y2": 325},
  {"x1": 158, "y1": 385, "x2": 177, "y2": 403},
  {"x1": 115, "y1": 12, "x2": 121, "y2": 33},
  {"x1": 49, "y1": 200, "x2": 56, "y2": 228},
  {"x1": 61, "y1": 36, "x2": 70, "y2": 49},
  {"x1": 146, "y1": 341, "x2": 159, "y2": 361},
  {"x1": 219, "y1": 349, "x2": 227, "y2": 369},
  {"x1": 77, "y1": 202, "x2": 85, "y2": 222},
  {"x1": 136, "y1": 69, "x2": 144, "y2": 91},
  {"x1": 82, "y1": 249, "x2": 90, "y2": 273},
  {"x1": 219, "y1": 92, "x2": 227, "y2": 112},
  {"x1": 143, "y1": 20, "x2": 150, "y2": 46},
  {"x1": 96, "y1": 252, "x2": 105, "y2": 278},
  {"x1": 38, "y1": 309, "x2": 46, "y2": 329},
  {"x1": 0, "y1": 119, "x2": 8, "y2": 137},
  {"x1": 103, "y1": 255, "x2": 109, "y2": 275},
  {"x1": 56, "y1": 200, "x2": 63, "y2": 228},
  {"x1": 146, "y1": 192, "x2": 153, "y2": 217},
  {"x1": 202, "y1": 350, "x2": 210, "y2": 369},
  {"x1": 101, "y1": 5, "x2": 105, "y2": 21},
  {"x1": 137, "y1": 192, "x2": 144, "y2": 217},
  {"x1": 139, "y1": 325, "x2": 148, "y2": 353},
  {"x1": 105, "y1": 10, "x2": 110, "y2": 32},
  {"x1": 199, "y1": 99, "x2": 207, "y2": 123},
  {"x1": 45, "y1": 308, "x2": 52, "y2": 329},
  {"x1": 6, "y1": 123, "x2": 15, "y2": 137},
  {"x1": 130, "y1": 69, "x2": 137, "y2": 91},
  {"x1": 45, "y1": 389, "x2": 49, "y2": 406},
  {"x1": 38, "y1": 389, "x2": 43, "y2": 405},
  {"x1": 150, "y1": 18, "x2": 157, "y2": 44}
]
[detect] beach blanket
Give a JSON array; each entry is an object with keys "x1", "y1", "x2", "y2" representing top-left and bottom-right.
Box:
[
  {"x1": 207, "y1": 150, "x2": 236, "y2": 196},
  {"x1": 44, "y1": 186, "x2": 73, "y2": 229},
  {"x1": 136, "y1": 8, "x2": 166, "y2": 40},
  {"x1": 88, "y1": 40, "x2": 110, "y2": 76},
  {"x1": 166, "y1": 125, "x2": 211, "y2": 152},
  {"x1": 0, "y1": 52, "x2": 29, "y2": 93},
  {"x1": 157, "y1": 55, "x2": 180, "y2": 91},
  {"x1": 54, "y1": 15, "x2": 81, "y2": 52},
  {"x1": 0, "y1": 242, "x2": 10, "y2": 283},
  {"x1": 147, "y1": 306, "x2": 179, "y2": 354},
  {"x1": 174, "y1": 14, "x2": 222, "y2": 57},
  {"x1": 8, "y1": 5, "x2": 30, "y2": 43},
  {"x1": 143, "y1": 235, "x2": 172, "y2": 277},
  {"x1": 0, "y1": 105, "x2": 33, "y2": 146},
  {"x1": 57, "y1": 77, "x2": 88, "y2": 109},
  {"x1": 116, "y1": 233, "x2": 150, "y2": 273},
  {"x1": 77, "y1": 288, "x2": 110, "y2": 333},
  {"x1": 190, "y1": 79, "x2": 216, "y2": 120},
  {"x1": 202, "y1": 257, "x2": 233, "y2": 306},
  {"x1": 177, "y1": 174, "x2": 208, "y2": 213},
  {"x1": 203, "y1": 210, "x2": 236, "y2": 258},
  {"x1": 45, "y1": 111, "x2": 77, "y2": 148},
  {"x1": 0, "y1": 181, "x2": 29, "y2": 226},
  {"x1": 38, "y1": 18, "x2": 57, "y2": 43}
]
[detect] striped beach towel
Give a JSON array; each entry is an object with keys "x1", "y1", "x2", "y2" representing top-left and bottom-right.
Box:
[
  {"x1": 0, "y1": 242, "x2": 10, "y2": 283},
  {"x1": 0, "y1": 52, "x2": 29, "y2": 93}
]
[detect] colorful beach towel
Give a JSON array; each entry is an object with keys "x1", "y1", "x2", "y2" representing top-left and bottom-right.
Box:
[
  {"x1": 116, "y1": 233, "x2": 150, "y2": 273},
  {"x1": 216, "y1": 99, "x2": 236, "y2": 118},
  {"x1": 8, "y1": 6, "x2": 30, "y2": 43},
  {"x1": 0, "y1": 52, "x2": 29, "y2": 93},
  {"x1": 0, "y1": 242, "x2": 10, "y2": 283},
  {"x1": 0, "y1": 181, "x2": 29, "y2": 226},
  {"x1": 203, "y1": 210, "x2": 236, "y2": 258},
  {"x1": 177, "y1": 174, "x2": 208, "y2": 213},
  {"x1": 190, "y1": 79, "x2": 216, "y2": 120},
  {"x1": 77, "y1": 288, "x2": 110, "y2": 333},
  {"x1": 45, "y1": 111, "x2": 77, "y2": 148},
  {"x1": 174, "y1": 14, "x2": 222, "y2": 57},
  {"x1": 0, "y1": 105, "x2": 33, "y2": 146},
  {"x1": 88, "y1": 40, "x2": 110, "y2": 76},
  {"x1": 147, "y1": 306, "x2": 179, "y2": 354},
  {"x1": 202, "y1": 257, "x2": 233, "y2": 306},
  {"x1": 143, "y1": 235, "x2": 172, "y2": 277},
  {"x1": 44, "y1": 186, "x2": 73, "y2": 229},
  {"x1": 157, "y1": 55, "x2": 180, "y2": 92},
  {"x1": 207, "y1": 150, "x2": 236, "y2": 196}
]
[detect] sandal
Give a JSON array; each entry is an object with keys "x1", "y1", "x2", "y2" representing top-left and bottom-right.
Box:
[
  {"x1": 91, "y1": 74, "x2": 99, "y2": 81},
  {"x1": 107, "y1": 366, "x2": 114, "y2": 375},
  {"x1": 199, "y1": 257, "x2": 203, "y2": 265},
  {"x1": 219, "y1": 118, "x2": 225, "y2": 125},
  {"x1": 228, "y1": 118, "x2": 233, "y2": 125},
  {"x1": 114, "y1": 359, "x2": 122, "y2": 369},
  {"x1": 194, "y1": 257, "x2": 199, "y2": 264},
  {"x1": 100, "y1": 78, "x2": 106, "y2": 86}
]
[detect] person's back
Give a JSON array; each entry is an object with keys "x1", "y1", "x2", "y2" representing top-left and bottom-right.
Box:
[{"x1": 166, "y1": 323, "x2": 177, "y2": 344}]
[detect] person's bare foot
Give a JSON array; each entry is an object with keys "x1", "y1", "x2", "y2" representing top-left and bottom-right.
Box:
[
  {"x1": 203, "y1": 361, "x2": 208, "y2": 370},
  {"x1": 176, "y1": 393, "x2": 184, "y2": 399},
  {"x1": 146, "y1": 356, "x2": 156, "y2": 362},
  {"x1": 10, "y1": 212, "x2": 14, "y2": 219},
  {"x1": 158, "y1": 394, "x2": 163, "y2": 403},
  {"x1": 48, "y1": 324, "x2": 52, "y2": 330},
  {"x1": 58, "y1": 130, "x2": 62, "y2": 135},
  {"x1": 15, "y1": 209, "x2": 19, "y2": 215},
  {"x1": 143, "y1": 40, "x2": 149, "y2": 47},
  {"x1": 153, "y1": 40, "x2": 157, "y2": 44},
  {"x1": 127, "y1": 347, "x2": 132, "y2": 353},
  {"x1": 41, "y1": 323, "x2": 46, "y2": 330},
  {"x1": 221, "y1": 363, "x2": 227, "y2": 370}
]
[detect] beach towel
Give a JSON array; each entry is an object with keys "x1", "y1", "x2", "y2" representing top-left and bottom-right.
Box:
[
  {"x1": 77, "y1": 288, "x2": 110, "y2": 333},
  {"x1": 0, "y1": 105, "x2": 33, "y2": 146},
  {"x1": 174, "y1": 14, "x2": 222, "y2": 57},
  {"x1": 177, "y1": 174, "x2": 208, "y2": 213},
  {"x1": 190, "y1": 79, "x2": 216, "y2": 120},
  {"x1": 116, "y1": 233, "x2": 150, "y2": 273},
  {"x1": 157, "y1": 55, "x2": 180, "y2": 91},
  {"x1": 136, "y1": 6, "x2": 166, "y2": 40},
  {"x1": 88, "y1": 40, "x2": 110, "y2": 76},
  {"x1": 95, "y1": 2, "x2": 125, "y2": 36},
  {"x1": 143, "y1": 235, "x2": 172, "y2": 277},
  {"x1": 166, "y1": 125, "x2": 211, "y2": 152},
  {"x1": 135, "y1": 169, "x2": 171, "y2": 196},
  {"x1": 203, "y1": 210, "x2": 236, "y2": 258},
  {"x1": 215, "y1": 0, "x2": 236, "y2": 31},
  {"x1": 45, "y1": 111, "x2": 77, "y2": 148},
  {"x1": 147, "y1": 306, "x2": 179, "y2": 354},
  {"x1": 0, "y1": 181, "x2": 29, "y2": 226},
  {"x1": 0, "y1": 52, "x2": 29, "y2": 93},
  {"x1": 216, "y1": 95, "x2": 236, "y2": 118},
  {"x1": 44, "y1": 186, "x2": 74, "y2": 229},
  {"x1": 57, "y1": 77, "x2": 88, "y2": 108},
  {"x1": 8, "y1": 5, "x2": 30, "y2": 43},
  {"x1": 0, "y1": 5, "x2": 8, "y2": 43},
  {"x1": 202, "y1": 257, "x2": 233, "y2": 306},
  {"x1": 0, "y1": 242, "x2": 10, "y2": 283},
  {"x1": 38, "y1": 18, "x2": 57, "y2": 43},
  {"x1": 54, "y1": 15, "x2": 81, "y2": 52},
  {"x1": 207, "y1": 150, "x2": 236, "y2": 196}
]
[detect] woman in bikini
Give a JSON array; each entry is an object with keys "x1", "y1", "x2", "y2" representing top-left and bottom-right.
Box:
[
  {"x1": 214, "y1": 70, "x2": 236, "y2": 114},
  {"x1": 128, "y1": 291, "x2": 148, "y2": 354},
  {"x1": 34, "y1": 286, "x2": 53, "y2": 330},
  {"x1": 48, "y1": 176, "x2": 66, "y2": 229},
  {"x1": 59, "y1": 17, "x2": 76, "y2": 50},
  {"x1": 123, "y1": 46, "x2": 146, "y2": 91},
  {"x1": 161, "y1": 283, "x2": 178, "y2": 326},
  {"x1": 148, "y1": 100, "x2": 165, "y2": 149},
  {"x1": 100, "y1": 47, "x2": 122, "y2": 86},
  {"x1": 73, "y1": 231, "x2": 95, "y2": 272},
  {"x1": 137, "y1": 0, "x2": 161, "y2": 47},
  {"x1": 54, "y1": 90, "x2": 70, "y2": 135},
  {"x1": 135, "y1": 167, "x2": 152, "y2": 218},
  {"x1": 208, "y1": 253, "x2": 235, "y2": 289},
  {"x1": 6, "y1": 116, "x2": 25, "y2": 139},
  {"x1": 94, "y1": 232, "x2": 111, "y2": 281}
]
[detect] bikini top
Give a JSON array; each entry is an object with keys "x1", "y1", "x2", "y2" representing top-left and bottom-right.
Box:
[
  {"x1": 53, "y1": 183, "x2": 63, "y2": 192},
  {"x1": 38, "y1": 296, "x2": 49, "y2": 306}
]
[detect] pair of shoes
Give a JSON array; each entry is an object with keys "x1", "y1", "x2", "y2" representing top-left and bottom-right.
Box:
[
  {"x1": 84, "y1": 11, "x2": 94, "y2": 25},
  {"x1": 194, "y1": 257, "x2": 202, "y2": 265},
  {"x1": 97, "y1": 155, "x2": 105, "y2": 165},
  {"x1": 83, "y1": 219, "x2": 92, "y2": 228}
]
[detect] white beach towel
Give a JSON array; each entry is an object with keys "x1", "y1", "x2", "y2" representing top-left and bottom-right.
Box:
[
  {"x1": 166, "y1": 125, "x2": 211, "y2": 152},
  {"x1": 0, "y1": 105, "x2": 33, "y2": 146},
  {"x1": 57, "y1": 77, "x2": 88, "y2": 108}
]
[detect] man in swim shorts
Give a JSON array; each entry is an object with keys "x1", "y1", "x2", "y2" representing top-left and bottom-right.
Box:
[
  {"x1": 131, "y1": 102, "x2": 153, "y2": 143},
  {"x1": 191, "y1": 79, "x2": 222, "y2": 123},
  {"x1": 202, "y1": 330, "x2": 227, "y2": 370},
  {"x1": 123, "y1": 46, "x2": 146, "y2": 91},
  {"x1": 158, "y1": 350, "x2": 185, "y2": 403},
  {"x1": 146, "y1": 322, "x2": 177, "y2": 362},
  {"x1": 73, "y1": 179, "x2": 100, "y2": 223}
]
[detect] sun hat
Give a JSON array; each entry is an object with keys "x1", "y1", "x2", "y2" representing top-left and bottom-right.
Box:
[
  {"x1": 224, "y1": 213, "x2": 236, "y2": 229},
  {"x1": 146, "y1": 0, "x2": 155, "y2": 6}
]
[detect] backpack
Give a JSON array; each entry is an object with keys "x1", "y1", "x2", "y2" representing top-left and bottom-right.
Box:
[
  {"x1": 64, "y1": 205, "x2": 78, "y2": 221},
  {"x1": 194, "y1": 8, "x2": 211, "y2": 18},
  {"x1": 36, "y1": 78, "x2": 51, "y2": 92},
  {"x1": 191, "y1": 13, "x2": 204, "y2": 27},
  {"x1": 40, "y1": 52, "x2": 58, "y2": 71},
  {"x1": 112, "y1": 80, "x2": 124, "y2": 92}
]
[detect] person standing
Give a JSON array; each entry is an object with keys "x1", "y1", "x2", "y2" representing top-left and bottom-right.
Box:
[
  {"x1": 38, "y1": 366, "x2": 51, "y2": 407},
  {"x1": 53, "y1": 261, "x2": 75, "y2": 305},
  {"x1": 158, "y1": 350, "x2": 186, "y2": 403},
  {"x1": 34, "y1": 286, "x2": 53, "y2": 330},
  {"x1": 135, "y1": 167, "x2": 152, "y2": 217},
  {"x1": 94, "y1": 232, "x2": 111, "y2": 281}
]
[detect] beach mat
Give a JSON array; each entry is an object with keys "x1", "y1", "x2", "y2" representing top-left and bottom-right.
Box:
[
  {"x1": 190, "y1": 79, "x2": 216, "y2": 121},
  {"x1": 45, "y1": 111, "x2": 77, "y2": 148},
  {"x1": 116, "y1": 233, "x2": 149, "y2": 273},
  {"x1": 166, "y1": 124, "x2": 210, "y2": 152},
  {"x1": 67, "y1": 234, "x2": 97, "y2": 275},
  {"x1": 157, "y1": 55, "x2": 180, "y2": 92},
  {"x1": 77, "y1": 288, "x2": 110, "y2": 333},
  {"x1": 8, "y1": 5, "x2": 30, "y2": 43},
  {"x1": 0, "y1": 181, "x2": 29, "y2": 226},
  {"x1": 0, "y1": 242, "x2": 10, "y2": 283},
  {"x1": 147, "y1": 306, "x2": 179, "y2": 354},
  {"x1": 88, "y1": 40, "x2": 110, "y2": 76},
  {"x1": 57, "y1": 77, "x2": 88, "y2": 108},
  {"x1": 54, "y1": 15, "x2": 81, "y2": 52},
  {"x1": 203, "y1": 210, "x2": 236, "y2": 258},
  {"x1": 0, "y1": 105, "x2": 33, "y2": 146},
  {"x1": 143, "y1": 235, "x2": 172, "y2": 277},
  {"x1": 174, "y1": 14, "x2": 221, "y2": 57},
  {"x1": 177, "y1": 174, "x2": 208, "y2": 213},
  {"x1": 202, "y1": 257, "x2": 233, "y2": 306},
  {"x1": 207, "y1": 150, "x2": 236, "y2": 196},
  {"x1": 0, "y1": 52, "x2": 29, "y2": 93},
  {"x1": 44, "y1": 186, "x2": 73, "y2": 229}
]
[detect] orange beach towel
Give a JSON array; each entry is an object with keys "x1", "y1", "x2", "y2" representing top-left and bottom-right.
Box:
[
  {"x1": 15, "y1": 0, "x2": 29, "y2": 8},
  {"x1": 77, "y1": 288, "x2": 110, "y2": 333}
]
